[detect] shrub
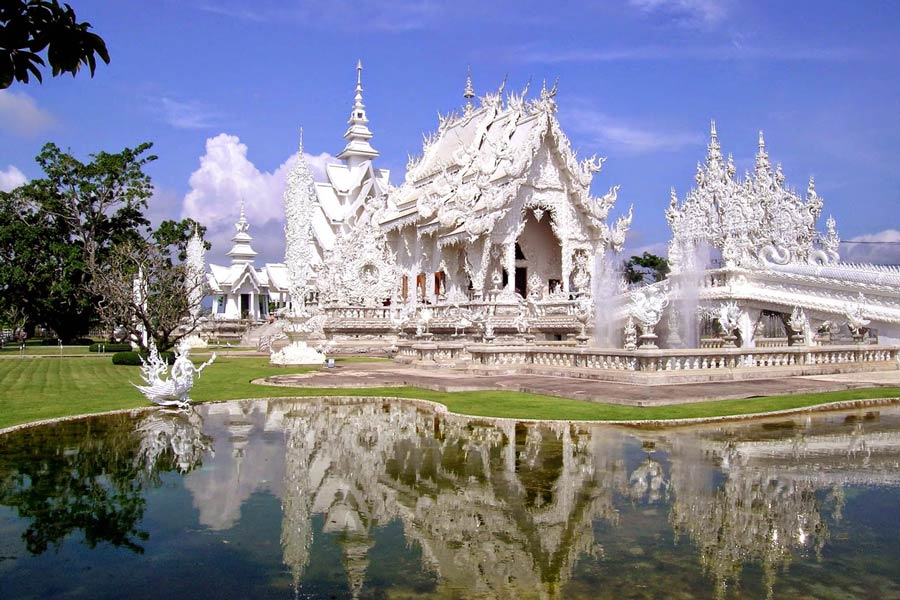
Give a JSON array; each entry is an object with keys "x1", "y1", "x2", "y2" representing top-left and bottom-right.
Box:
[
  {"x1": 111, "y1": 351, "x2": 175, "y2": 366},
  {"x1": 90, "y1": 342, "x2": 132, "y2": 353},
  {"x1": 40, "y1": 337, "x2": 94, "y2": 346}
]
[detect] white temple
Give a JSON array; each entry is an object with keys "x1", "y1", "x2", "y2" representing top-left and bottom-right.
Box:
[
  {"x1": 206, "y1": 201, "x2": 290, "y2": 321},
  {"x1": 201, "y1": 62, "x2": 900, "y2": 372}
]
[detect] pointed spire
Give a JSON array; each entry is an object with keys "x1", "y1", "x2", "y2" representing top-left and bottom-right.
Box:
[
  {"x1": 228, "y1": 198, "x2": 257, "y2": 264},
  {"x1": 755, "y1": 129, "x2": 771, "y2": 175},
  {"x1": 463, "y1": 65, "x2": 475, "y2": 101},
  {"x1": 706, "y1": 119, "x2": 722, "y2": 165},
  {"x1": 338, "y1": 59, "x2": 379, "y2": 165},
  {"x1": 237, "y1": 198, "x2": 247, "y2": 230},
  {"x1": 298, "y1": 127, "x2": 304, "y2": 152}
]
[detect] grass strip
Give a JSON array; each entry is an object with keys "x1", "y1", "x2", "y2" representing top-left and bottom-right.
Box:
[{"x1": 0, "y1": 356, "x2": 897, "y2": 429}]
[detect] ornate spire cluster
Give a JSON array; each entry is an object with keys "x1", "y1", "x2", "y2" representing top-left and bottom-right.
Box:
[
  {"x1": 226, "y1": 199, "x2": 258, "y2": 264},
  {"x1": 337, "y1": 60, "x2": 379, "y2": 164},
  {"x1": 283, "y1": 131, "x2": 317, "y2": 313},
  {"x1": 667, "y1": 122, "x2": 839, "y2": 272}
]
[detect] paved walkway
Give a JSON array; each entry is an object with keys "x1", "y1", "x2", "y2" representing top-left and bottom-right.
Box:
[{"x1": 264, "y1": 362, "x2": 900, "y2": 406}]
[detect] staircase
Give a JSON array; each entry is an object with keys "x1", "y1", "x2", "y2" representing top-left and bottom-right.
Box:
[{"x1": 242, "y1": 319, "x2": 286, "y2": 350}]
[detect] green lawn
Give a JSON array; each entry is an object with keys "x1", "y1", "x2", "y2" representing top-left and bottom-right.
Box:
[
  {"x1": 0, "y1": 356, "x2": 897, "y2": 429},
  {"x1": 0, "y1": 344, "x2": 94, "y2": 355}
]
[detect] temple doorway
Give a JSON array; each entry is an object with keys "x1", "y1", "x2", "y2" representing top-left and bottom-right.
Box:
[{"x1": 515, "y1": 267, "x2": 527, "y2": 297}]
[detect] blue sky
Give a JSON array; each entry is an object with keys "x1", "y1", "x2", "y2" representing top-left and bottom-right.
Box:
[{"x1": 1, "y1": 0, "x2": 898, "y2": 266}]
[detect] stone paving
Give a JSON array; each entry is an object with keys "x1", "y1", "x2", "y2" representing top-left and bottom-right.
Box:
[{"x1": 264, "y1": 361, "x2": 900, "y2": 407}]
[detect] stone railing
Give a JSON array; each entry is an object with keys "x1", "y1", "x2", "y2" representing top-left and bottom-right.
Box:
[
  {"x1": 324, "y1": 306, "x2": 393, "y2": 320},
  {"x1": 467, "y1": 344, "x2": 900, "y2": 375}
]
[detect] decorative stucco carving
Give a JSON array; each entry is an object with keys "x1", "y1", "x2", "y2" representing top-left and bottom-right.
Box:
[{"x1": 667, "y1": 124, "x2": 839, "y2": 273}]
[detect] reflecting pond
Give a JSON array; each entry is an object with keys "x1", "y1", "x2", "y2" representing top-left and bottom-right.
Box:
[{"x1": 1, "y1": 399, "x2": 899, "y2": 599}]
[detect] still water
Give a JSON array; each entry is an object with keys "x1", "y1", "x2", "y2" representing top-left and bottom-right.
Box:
[{"x1": 1, "y1": 398, "x2": 899, "y2": 599}]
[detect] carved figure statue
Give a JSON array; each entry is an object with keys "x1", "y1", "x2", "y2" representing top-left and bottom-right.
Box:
[
  {"x1": 623, "y1": 315, "x2": 638, "y2": 351},
  {"x1": 135, "y1": 342, "x2": 216, "y2": 408},
  {"x1": 717, "y1": 301, "x2": 742, "y2": 347},
  {"x1": 630, "y1": 284, "x2": 669, "y2": 347},
  {"x1": 845, "y1": 293, "x2": 870, "y2": 342},
  {"x1": 788, "y1": 306, "x2": 808, "y2": 345}
]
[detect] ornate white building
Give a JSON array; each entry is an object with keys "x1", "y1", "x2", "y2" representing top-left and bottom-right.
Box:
[
  {"x1": 206, "y1": 202, "x2": 290, "y2": 320},
  {"x1": 205, "y1": 63, "x2": 900, "y2": 363}
]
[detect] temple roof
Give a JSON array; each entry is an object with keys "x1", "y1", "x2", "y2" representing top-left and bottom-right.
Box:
[{"x1": 379, "y1": 79, "x2": 628, "y2": 243}]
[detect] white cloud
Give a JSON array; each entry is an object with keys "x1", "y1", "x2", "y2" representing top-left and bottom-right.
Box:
[
  {"x1": 564, "y1": 109, "x2": 702, "y2": 154},
  {"x1": 842, "y1": 229, "x2": 900, "y2": 265},
  {"x1": 0, "y1": 90, "x2": 56, "y2": 137},
  {"x1": 199, "y1": 0, "x2": 440, "y2": 32},
  {"x1": 629, "y1": 0, "x2": 729, "y2": 27},
  {"x1": 518, "y1": 44, "x2": 868, "y2": 65},
  {"x1": 0, "y1": 165, "x2": 27, "y2": 192},
  {"x1": 180, "y1": 133, "x2": 337, "y2": 264},
  {"x1": 158, "y1": 97, "x2": 224, "y2": 130}
]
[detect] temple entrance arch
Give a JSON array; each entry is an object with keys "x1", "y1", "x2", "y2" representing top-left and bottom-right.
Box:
[{"x1": 517, "y1": 208, "x2": 562, "y2": 297}]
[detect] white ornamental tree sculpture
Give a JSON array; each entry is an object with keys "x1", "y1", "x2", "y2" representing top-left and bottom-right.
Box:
[
  {"x1": 185, "y1": 227, "x2": 206, "y2": 319},
  {"x1": 271, "y1": 132, "x2": 329, "y2": 365},
  {"x1": 181, "y1": 226, "x2": 208, "y2": 348},
  {"x1": 283, "y1": 132, "x2": 316, "y2": 315}
]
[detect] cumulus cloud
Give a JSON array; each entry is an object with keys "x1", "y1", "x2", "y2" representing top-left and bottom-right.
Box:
[
  {"x1": 0, "y1": 165, "x2": 27, "y2": 192},
  {"x1": 842, "y1": 229, "x2": 900, "y2": 265},
  {"x1": 180, "y1": 133, "x2": 337, "y2": 264},
  {"x1": 0, "y1": 90, "x2": 56, "y2": 137},
  {"x1": 564, "y1": 109, "x2": 702, "y2": 154}
]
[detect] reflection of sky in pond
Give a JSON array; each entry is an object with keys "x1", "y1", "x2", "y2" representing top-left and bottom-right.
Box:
[{"x1": 1, "y1": 400, "x2": 899, "y2": 599}]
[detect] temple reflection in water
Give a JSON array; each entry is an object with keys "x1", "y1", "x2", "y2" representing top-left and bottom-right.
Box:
[{"x1": 164, "y1": 400, "x2": 900, "y2": 599}]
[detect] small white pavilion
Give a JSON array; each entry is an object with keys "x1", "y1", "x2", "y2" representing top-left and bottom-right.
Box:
[{"x1": 207, "y1": 203, "x2": 290, "y2": 320}]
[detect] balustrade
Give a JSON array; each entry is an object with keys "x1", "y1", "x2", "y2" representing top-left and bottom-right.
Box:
[{"x1": 466, "y1": 344, "x2": 899, "y2": 374}]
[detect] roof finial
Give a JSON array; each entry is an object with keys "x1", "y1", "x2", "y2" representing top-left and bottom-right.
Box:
[
  {"x1": 710, "y1": 119, "x2": 717, "y2": 140},
  {"x1": 239, "y1": 197, "x2": 246, "y2": 221},
  {"x1": 337, "y1": 59, "x2": 379, "y2": 162},
  {"x1": 298, "y1": 127, "x2": 304, "y2": 152},
  {"x1": 758, "y1": 130, "x2": 765, "y2": 151},
  {"x1": 463, "y1": 65, "x2": 475, "y2": 102}
]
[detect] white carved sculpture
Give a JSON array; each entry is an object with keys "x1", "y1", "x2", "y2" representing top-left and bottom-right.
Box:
[
  {"x1": 271, "y1": 309, "x2": 329, "y2": 365},
  {"x1": 845, "y1": 293, "x2": 871, "y2": 343},
  {"x1": 182, "y1": 227, "x2": 208, "y2": 349},
  {"x1": 135, "y1": 341, "x2": 216, "y2": 408},
  {"x1": 666, "y1": 123, "x2": 839, "y2": 273},
  {"x1": 717, "y1": 301, "x2": 742, "y2": 347},
  {"x1": 283, "y1": 132, "x2": 317, "y2": 315},
  {"x1": 623, "y1": 315, "x2": 638, "y2": 351},
  {"x1": 630, "y1": 284, "x2": 669, "y2": 348},
  {"x1": 416, "y1": 307, "x2": 434, "y2": 337},
  {"x1": 574, "y1": 295, "x2": 593, "y2": 346},
  {"x1": 788, "y1": 306, "x2": 809, "y2": 345}
]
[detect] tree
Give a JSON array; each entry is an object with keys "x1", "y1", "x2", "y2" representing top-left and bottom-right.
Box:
[
  {"x1": 90, "y1": 227, "x2": 208, "y2": 352},
  {"x1": 1, "y1": 0, "x2": 109, "y2": 89},
  {"x1": 0, "y1": 142, "x2": 156, "y2": 341},
  {"x1": 152, "y1": 217, "x2": 210, "y2": 262},
  {"x1": 623, "y1": 252, "x2": 670, "y2": 285}
]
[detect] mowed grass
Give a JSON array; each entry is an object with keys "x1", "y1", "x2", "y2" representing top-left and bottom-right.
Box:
[
  {"x1": 0, "y1": 344, "x2": 95, "y2": 355},
  {"x1": 0, "y1": 356, "x2": 898, "y2": 429}
]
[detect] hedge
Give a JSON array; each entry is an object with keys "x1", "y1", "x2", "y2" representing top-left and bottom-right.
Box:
[
  {"x1": 111, "y1": 351, "x2": 176, "y2": 366},
  {"x1": 40, "y1": 337, "x2": 94, "y2": 346},
  {"x1": 89, "y1": 343, "x2": 132, "y2": 353}
]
